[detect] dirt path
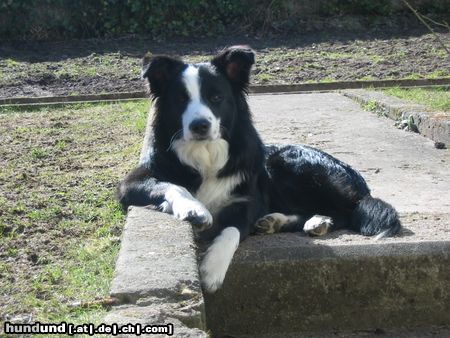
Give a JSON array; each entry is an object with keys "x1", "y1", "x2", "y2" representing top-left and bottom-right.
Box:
[{"x1": 1, "y1": 31, "x2": 449, "y2": 98}]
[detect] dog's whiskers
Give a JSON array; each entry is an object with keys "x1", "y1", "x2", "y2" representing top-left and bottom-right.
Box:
[{"x1": 167, "y1": 130, "x2": 183, "y2": 151}]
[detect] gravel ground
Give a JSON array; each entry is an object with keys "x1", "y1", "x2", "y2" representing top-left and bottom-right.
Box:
[{"x1": 0, "y1": 31, "x2": 449, "y2": 98}]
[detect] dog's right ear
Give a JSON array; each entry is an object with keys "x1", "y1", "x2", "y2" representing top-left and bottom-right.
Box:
[{"x1": 141, "y1": 54, "x2": 185, "y2": 97}]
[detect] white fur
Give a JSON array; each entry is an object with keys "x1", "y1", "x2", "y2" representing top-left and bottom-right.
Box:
[
  {"x1": 200, "y1": 226, "x2": 240, "y2": 293},
  {"x1": 374, "y1": 229, "x2": 390, "y2": 240},
  {"x1": 172, "y1": 138, "x2": 245, "y2": 215},
  {"x1": 181, "y1": 66, "x2": 220, "y2": 141},
  {"x1": 172, "y1": 139, "x2": 229, "y2": 177},
  {"x1": 163, "y1": 184, "x2": 213, "y2": 227},
  {"x1": 303, "y1": 215, "x2": 333, "y2": 236},
  {"x1": 196, "y1": 173, "x2": 246, "y2": 215}
]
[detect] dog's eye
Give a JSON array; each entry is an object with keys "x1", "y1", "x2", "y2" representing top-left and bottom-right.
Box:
[{"x1": 210, "y1": 94, "x2": 223, "y2": 103}]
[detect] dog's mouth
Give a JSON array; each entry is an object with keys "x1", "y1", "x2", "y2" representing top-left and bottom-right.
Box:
[
  {"x1": 191, "y1": 134, "x2": 212, "y2": 141},
  {"x1": 184, "y1": 130, "x2": 220, "y2": 142}
]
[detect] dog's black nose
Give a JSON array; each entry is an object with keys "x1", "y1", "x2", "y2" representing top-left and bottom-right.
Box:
[{"x1": 189, "y1": 118, "x2": 211, "y2": 137}]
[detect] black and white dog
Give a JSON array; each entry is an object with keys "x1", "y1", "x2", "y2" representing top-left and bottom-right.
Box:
[{"x1": 117, "y1": 46, "x2": 401, "y2": 293}]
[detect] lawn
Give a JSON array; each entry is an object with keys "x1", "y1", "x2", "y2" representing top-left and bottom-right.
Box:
[
  {"x1": 0, "y1": 101, "x2": 148, "y2": 329},
  {"x1": 382, "y1": 86, "x2": 450, "y2": 112}
]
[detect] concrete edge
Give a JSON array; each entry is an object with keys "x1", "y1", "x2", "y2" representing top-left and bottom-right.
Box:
[
  {"x1": 104, "y1": 106, "x2": 209, "y2": 337},
  {"x1": 205, "y1": 236, "x2": 450, "y2": 336},
  {"x1": 342, "y1": 89, "x2": 450, "y2": 147},
  {"x1": 1, "y1": 77, "x2": 449, "y2": 106},
  {"x1": 233, "y1": 238, "x2": 450, "y2": 264}
]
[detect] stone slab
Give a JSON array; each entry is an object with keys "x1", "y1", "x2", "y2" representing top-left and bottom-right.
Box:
[
  {"x1": 104, "y1": 304, "x2": 208, "y2": 338},
  {"x1": 109, "y1": 207, "x2": 203, "y2": 304},
  {"x1": 205, "y1": 238, "x2": 450, "y2": 336}
]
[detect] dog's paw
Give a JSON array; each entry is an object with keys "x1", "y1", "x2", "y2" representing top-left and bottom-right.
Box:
[
  {"x1": 255, "y1": 214, "x2": 280, "y2": 234},
  {"x1": 255, "y1": 213, "x2": 298, "y2": 234},
  {"x1": 172, "y1": 198, "x2": 213, "y2": 231},
  {"x1": 200, "y1": 227, "x2": 240, "y2": 293},
  {"x1": 303, "y1": 215, "x2": 333, "y2": 236},
  {"x1": 200, "y1": 253, "x2": 226, "y2": 293}
]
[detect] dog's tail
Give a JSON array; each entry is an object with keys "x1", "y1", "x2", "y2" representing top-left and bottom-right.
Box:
[{"x1": 351, "y1": 195, "x2": 401, "y2": 239}]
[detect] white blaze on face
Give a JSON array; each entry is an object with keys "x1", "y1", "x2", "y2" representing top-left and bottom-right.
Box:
[{"x1": 181, "y1": 66, "x2": 221, "y2": 141}]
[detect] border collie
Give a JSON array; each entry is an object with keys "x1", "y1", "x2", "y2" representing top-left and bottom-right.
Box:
[{"x1": 117, "y1": 46, "x2": 401, "y2": 293}]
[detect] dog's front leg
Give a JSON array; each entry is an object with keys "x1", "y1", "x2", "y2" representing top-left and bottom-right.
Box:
[
  {"x1": 118, "y1": 165, "x2": 212, "y2": 230},
  {"x1": 199, "y1": 201, "x2": 253, "y2": 293},
  {"x1": 200, "y1": 226, "x2": 240, "y2": 293},
  {"x1": 163, "y1": 184, "x2": 213, "y2": 231}
]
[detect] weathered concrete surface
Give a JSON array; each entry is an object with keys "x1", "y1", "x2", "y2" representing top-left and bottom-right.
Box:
[
  {"x1": 343, "y1": 89, "x2": 450, "y2": 147},
  {"x1": 106, "y1": 207, "x2": 207, "y2": 336},
  {"x1": 104, "y1": 304, "x2": 208, "y2": 338},
  {"x1": 238, "y1": 326, "x2": 450, "y2": 338},
  {"x1": 205, "y1": 238, "x2": 450, "y2": 335},
  {"x1": 109, "y1": 207, "x2": 202, "y2": 304},
  {"x1": 205, "y1": 92, "x2": 450, "y2": 336}
]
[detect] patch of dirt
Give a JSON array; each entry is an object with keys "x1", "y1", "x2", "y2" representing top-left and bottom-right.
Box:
[{"x1": 0, "y1": 30, "x2": 449, "y2": 98}]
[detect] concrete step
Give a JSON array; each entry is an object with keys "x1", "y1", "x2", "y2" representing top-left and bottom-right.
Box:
[{"x1": 205, "y1": 214, "x2": 450, "y2": 337}]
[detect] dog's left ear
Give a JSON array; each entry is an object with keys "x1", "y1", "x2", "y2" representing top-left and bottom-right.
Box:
[{"x1": 212, "y1": 45, "x2": 255, "y2": 90}]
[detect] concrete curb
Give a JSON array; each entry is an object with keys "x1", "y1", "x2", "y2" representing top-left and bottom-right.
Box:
[
  {"x1": 104, "y1": 108, "x2": 208, "y2": 337},
  {"x1": 205, "y1": 235, "x2": 450, "y2": 337},
  {"x1": 342, "y1": 89, "x2": 450, "y2": 147},
  {"x1": 1, "y1": 77, "x2": 449, "y2": 107}
]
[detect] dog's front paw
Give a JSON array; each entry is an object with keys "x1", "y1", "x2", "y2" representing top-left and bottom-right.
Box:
[
  {"x1": 199, "y1": 227, "x2": 240, "y2": 293},
  {"x1": 172, "y1": 198, "x2": 213, "y2": 231},
  {"x1": 200, "y1": 253, "x2": 225, "y2": 293}
]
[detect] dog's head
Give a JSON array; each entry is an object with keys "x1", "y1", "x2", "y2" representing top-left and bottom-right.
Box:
[{"x1": 142, "y1": 46, "x2": 255, "y2": 145}]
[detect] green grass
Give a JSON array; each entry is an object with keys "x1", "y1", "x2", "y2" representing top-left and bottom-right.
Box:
[
  {"x1": 0, "y1": 100, "x2": 149, "y2": 330},
  {"x1": 361, "y1": 99, "x2": 387, "y2": 117},
  {"x1": 382, "y1": 87, "x2": 450, "y2": 112}
]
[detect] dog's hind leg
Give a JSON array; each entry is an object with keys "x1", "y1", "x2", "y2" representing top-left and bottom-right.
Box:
[
  {"x1": 255, "y1": 213, "x2": 334, "y2": 236},
  {"x1": 255, "y1": 213, "x2": 299, "y2": 234},
  {"x1": 303, "y1": 215, "x2": 333, "y2": 236}
]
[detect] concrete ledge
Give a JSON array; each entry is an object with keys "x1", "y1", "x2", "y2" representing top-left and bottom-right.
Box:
[
  {"x1": 109, "y1": 207, "x2": 202, "y2": 304},
  {"x1": 104, "y1": 304, "x2": 207, "y2": 338},
  {"x1": 105, "y1": 207, "x2": 207, "y2": 336},
  {"x1": 205, "y1": 220, "x2": 450, "y2": 336},
  {"x1": 105, "y1": 207, "x2": 208, "y2": 336},
  {"x1": 343, "y1": 89, "x2": 450, "y2": 147}
]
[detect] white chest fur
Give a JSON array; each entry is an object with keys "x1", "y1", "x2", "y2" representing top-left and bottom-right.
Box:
[{"x1": 172, "y1": 139, "x2": 244, "y2": 214}]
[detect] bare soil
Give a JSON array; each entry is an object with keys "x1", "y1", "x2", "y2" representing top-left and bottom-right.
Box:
[{"x1": 1, "y1": 31, "x2": 449, "y2": 98}]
